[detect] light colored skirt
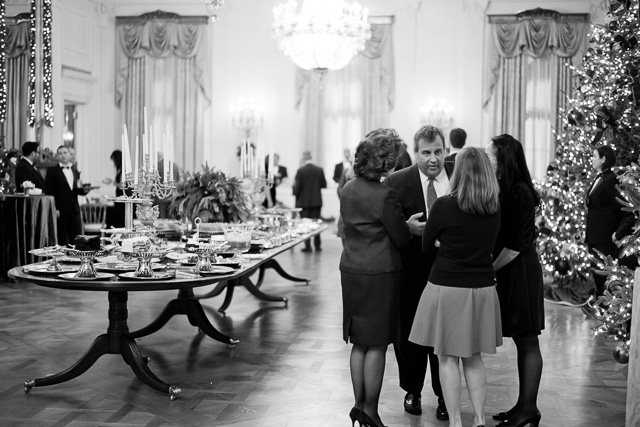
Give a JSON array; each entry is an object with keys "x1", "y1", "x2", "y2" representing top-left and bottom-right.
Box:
[{"x1": 409, "y1": 282, "x2": 503, "y2": 358}]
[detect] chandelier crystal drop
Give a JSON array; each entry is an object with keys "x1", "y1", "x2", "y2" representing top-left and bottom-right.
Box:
[{"x1": 272, "y1": 0, "x2": 371, "y2": 72}]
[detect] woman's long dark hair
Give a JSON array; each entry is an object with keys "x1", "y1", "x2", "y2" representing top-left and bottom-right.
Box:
[
  {"x1": 490, "y1": 134, "x2": 540, "y2": 207},
  {"x1": 111, "y1": 149, "x2": 122, "y2": 184}
]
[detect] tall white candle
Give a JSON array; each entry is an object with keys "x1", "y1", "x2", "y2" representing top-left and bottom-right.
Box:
[
  {"x1": 123, "y1": 124, "x2": 132, "y2": 179},
  {"x1": 268, "y1": 145, "x2": 274, "y2": 181},
  {"x1": 163, "y1": 133, "x2": 168, "y2": 183},
  {"x1": 134, "y1": 135, "x2": 140, "y2": 185}
]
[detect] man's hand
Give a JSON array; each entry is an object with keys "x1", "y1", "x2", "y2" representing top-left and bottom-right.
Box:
[
  {"x1": 407, "y1": 212, "x2": 425, "y2": 236},
  {"x1": 56, "y1": 209, "x2": 60, "y2": 218}
]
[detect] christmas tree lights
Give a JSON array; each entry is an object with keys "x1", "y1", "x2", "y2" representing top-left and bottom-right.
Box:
[
  {"x1": 0, "y1": 1, "x2": 7, "y2": 124},
  {"x1": 538, "y1": 0, "x2": 640, "y2": 362}
]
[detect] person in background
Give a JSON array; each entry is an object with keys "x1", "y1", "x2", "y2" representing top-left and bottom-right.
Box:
[
  {"x1": 293, "y1": 150, "x2": 327, "y2": 252},
  {"x1": 263, "y1": 153, "x2": 288, "y2": 208},
  {"x1": 333, "y1": 148, "x2": 352, "y2": 184},
  {"x1": 384, "y1": 125, "x2": 453, "y2": 421},
  {"x1": 395, "y1": 142, "x2": 413, "y2": 171},
  {"x1": 445, "y1": 128, "x2": 467, "y2": 164},
  {"x1": 586, "y1": 145, "x2": 626, "y2": 298},
  {"x1": 340, "y1": 128, "x2": 416, "y2": 427},
  {"x1": 105, "y1": 149, "x2": 125, "y2": 228},
  {"x1": 15, "y1": 141, "x2": 45, "y2": 191},
  {"x1": 409, "y1": 147, "x2": 502, "y2": 427},
  {"x1": 486, "y1": 134, "x2": 544, "y2": 427},
  {"x1": 336, "y1": 151, "x2": 355, "y2": 246},
  {"x1": 45, "y1": 145, "x2": 87, "y2": 245}
]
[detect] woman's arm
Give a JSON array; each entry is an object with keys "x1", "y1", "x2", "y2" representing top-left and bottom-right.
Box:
[{"x1": 493, "y1": 248, "x2": 519, "y2": 271}]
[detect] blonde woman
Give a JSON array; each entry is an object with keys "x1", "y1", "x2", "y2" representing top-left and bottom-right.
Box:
[{"x1": 409, "y1": 147, "x2": 502, "y2": 427}]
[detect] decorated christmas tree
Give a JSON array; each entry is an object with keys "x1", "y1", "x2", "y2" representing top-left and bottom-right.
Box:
[{"x1": 537, "y1": 0, "x2": 640, "y2": 284}]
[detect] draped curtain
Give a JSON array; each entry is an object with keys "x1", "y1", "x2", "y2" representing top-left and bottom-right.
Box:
[
  {"x1": 482, "y1": 10, "x2": 588, "y2": 180},
  {"x1": 115, "y1": 11, "x2": 210, "y2": 174},
  {"x1": 295, "y1": 23, "x2": 394, "y2": 171},
  {"x1": 3, "y1": 16, "x2": 30, "y2": 150}
]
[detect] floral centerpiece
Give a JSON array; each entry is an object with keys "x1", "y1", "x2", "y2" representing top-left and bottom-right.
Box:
[{"x1": 169, "y1": 163, "x2": 251, "y2": 223}]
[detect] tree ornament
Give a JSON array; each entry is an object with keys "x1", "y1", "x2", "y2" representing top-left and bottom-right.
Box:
[
  {"x1": 613, "y1": 344, "x2": 630, "y2": 364},
  {"x1": 554, "y1": 258, "x2": 570, "y2": 274}
]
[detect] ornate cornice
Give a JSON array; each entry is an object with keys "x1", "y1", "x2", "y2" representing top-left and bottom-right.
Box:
[
  {"x1": 116, "y1": 10, "x2": 208, "y2": 26},
  {"x1": 489, "y1": 8, "x2": 589, "y2": 24},
  {"x1": 6, "y1": 12, "x2": 30, "y2": 25}
]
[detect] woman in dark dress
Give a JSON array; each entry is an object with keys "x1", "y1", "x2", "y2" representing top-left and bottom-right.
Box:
[
  {"x1": 486, "y1": 134, "x2": 543, "y2": 427},
  {"x1": 340, "y1": 128, "x2": 413, "y2": 427},
  {"x1": 586, "y1": 145, "x2": 626, "y2": 297}
]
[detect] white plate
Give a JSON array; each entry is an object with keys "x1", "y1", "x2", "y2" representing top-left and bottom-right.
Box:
[
  {"x1": 118, "y1": 272, "x2": 173, "y2": 281},
  {"x1": 94, "y1": 262, "x2": 165, "y2": 272},
  {"x1": 197, "y1": 266, "x2": 236, "y2": 276},
  {"x1": 23, "y1": 265, "x2": 79, "y2": 275},
  {"x1": 58, "y1": 272, "x2": 115, "y2": 281},
  {"x1": 165, "y1": 252, "x2": 192, "y2": 261}
]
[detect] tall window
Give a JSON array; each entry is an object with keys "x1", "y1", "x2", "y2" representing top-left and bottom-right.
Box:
[{"x1": 482, "y1": 9, "x2": 588, "y2": 180}]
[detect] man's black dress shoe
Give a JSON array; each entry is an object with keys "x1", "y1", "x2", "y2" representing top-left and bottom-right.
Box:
[
  {"x1": 404, "y1": 393, "x2": 422, "y2": 415},
  {"x1": 436, "y1": 397, "x2": 449, "y2": 420},
  {"x1": 301, "y1": 247, "x2": 312, "y2": 253}
]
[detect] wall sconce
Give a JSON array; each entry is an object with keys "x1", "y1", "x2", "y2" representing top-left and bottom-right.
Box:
[
  {"x1": 419, "y1": 99, "x2": 454, "y2": 129},
  {"x1": 231, "y1": 98, "x2": 264, "y2": 138}
]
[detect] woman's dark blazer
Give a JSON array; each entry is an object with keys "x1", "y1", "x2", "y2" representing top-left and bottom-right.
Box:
[
  {"x1": 339, "y1": 177, "x2": 411, "y2": 274},
  {"x1": 586, "y1": 169, "x2": 625, "y2": 244}
]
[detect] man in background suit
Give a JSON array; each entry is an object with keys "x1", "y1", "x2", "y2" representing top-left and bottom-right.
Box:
[
  {"x1": 444, "y1": 128, "x2": 466, "y2": 165},
  {"x1": 384, "y1": 125, "x2": 454, "y2": 421},
  {"x1": 332, "y1": 148, "x2": 352, "y2": 184},
  {"x1": 293, "y1": 150, "x2": 327, "y2": 252},
  {"x1": 45, "y1": 145, "x2": 87, "y2": 245},
  {"x1": 15, "y1": 141, "x2": 45, "y2": 191}
]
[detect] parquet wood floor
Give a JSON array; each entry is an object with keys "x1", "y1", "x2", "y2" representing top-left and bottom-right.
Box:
[{"x1": 0, "y1": 234, "x2": 627, "y2": 426}]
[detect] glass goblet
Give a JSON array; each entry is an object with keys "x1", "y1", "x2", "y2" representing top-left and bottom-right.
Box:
[{"x1": 223, "y1": 223, "x2": 254, "y2": 262}]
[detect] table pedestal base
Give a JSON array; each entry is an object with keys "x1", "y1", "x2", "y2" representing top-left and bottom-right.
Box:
[
  {"x1": 129, "y1": 288, "x2": 239, "y2": 347},
  {"x1": 253, "y1": 259, "x2": 309, "y2": 289},
  {"x1": 24, "y1": 292, "x2": 181, "y2": 400}
]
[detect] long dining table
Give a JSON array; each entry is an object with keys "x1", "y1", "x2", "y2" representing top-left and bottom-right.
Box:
[{"x1": 7, "y1": 224, "x2": 327, "y2": 399}]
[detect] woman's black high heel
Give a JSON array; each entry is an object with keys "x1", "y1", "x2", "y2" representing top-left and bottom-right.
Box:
[
  {"x1": 496, "y1": 410, "x2": 541, "y2": 427},
  {"x1": 357, "y1": 410, "x2": 387, "y2": 427},
  {"x1": 492, "y1": 406, "x2": 519, "y2": 421},
  {"x1": 349, "y1": 407, "x2": 360, "y2": 427}
]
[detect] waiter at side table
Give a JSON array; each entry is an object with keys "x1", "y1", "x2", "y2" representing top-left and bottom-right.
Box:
[{"x1": 15, "y1": 141, "x2": 45, "y2": 191}]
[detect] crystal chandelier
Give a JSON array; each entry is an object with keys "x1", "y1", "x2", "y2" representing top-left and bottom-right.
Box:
[
  {"x1": 272, "y1": 0, "x2": 371, "y2": 72},
  {"x1": 202, "y1": 0, "x2": 228, "y2": 22}
]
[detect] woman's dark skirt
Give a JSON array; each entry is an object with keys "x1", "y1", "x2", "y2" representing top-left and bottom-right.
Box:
[{"x1": 341, "y1": 271, "x2": 400, "y2": 346}]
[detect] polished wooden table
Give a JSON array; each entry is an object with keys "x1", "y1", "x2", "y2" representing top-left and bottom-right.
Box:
[{"x1": 8, "y1": 224, "x2": 327, "y2": 399}]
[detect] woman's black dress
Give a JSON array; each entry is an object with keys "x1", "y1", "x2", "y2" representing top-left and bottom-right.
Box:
[{"x1": 493, "y1": 181, "x2": 544, "y2": 337}]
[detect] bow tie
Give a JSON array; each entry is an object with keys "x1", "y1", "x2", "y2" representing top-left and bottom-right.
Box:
[{"x1": 62, "y1": 166, "x2": 71, "y2": 170}]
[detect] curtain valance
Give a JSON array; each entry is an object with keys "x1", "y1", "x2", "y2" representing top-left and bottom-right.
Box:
[
  {"x1": 115, "y1": 10, "x2": 210, "y2": 106},
  {"x1": 484, "y1": 9, "x2": 588, "y2": 108},
  {"x1": 489, "y1": 12, "x2": 588, "y2": 59},
  {"x1": 5, "y1": 16, "x2": 30, "y2": 59}
]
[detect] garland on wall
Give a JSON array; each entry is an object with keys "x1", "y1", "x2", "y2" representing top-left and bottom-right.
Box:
[
  {"x1": 42, "y1": 0, "x2": 53, "y2": 126},
  {"x1": 27, "y1": 0, "x2": 53, "y2": 128},
  {"x1": 28, "y1": 0, "x2": 36, "y2": 126},
  {"x1": 0, "y1": 1, "x2": 6, "y2": 125}
]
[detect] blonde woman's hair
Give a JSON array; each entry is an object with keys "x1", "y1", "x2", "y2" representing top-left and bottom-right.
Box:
[{"x1": 449, "y1": 146, "x2": 500, "y2": 215}]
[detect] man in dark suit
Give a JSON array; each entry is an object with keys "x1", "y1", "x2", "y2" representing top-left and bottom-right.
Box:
[
  {"x1": 15, "y1": 141, "x2": 45, "y2": 191},
  {"x1": 444, "y1": 128, "x2": 466, "y2": 165},
  {"x1": 293, "y1": 150, "x2": 327, "y2": 252},
  {"x1": 332, "y1": 148, "x2": 351, "y2": 183},
  {"x1": 384, "y1": 125, "x2": 454, "y2": 421},
  {"x1": 45, "y1": 145, "x2": 87, "y2": 246}
]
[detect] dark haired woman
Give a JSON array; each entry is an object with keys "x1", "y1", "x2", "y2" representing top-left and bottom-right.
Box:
[
  {"x1": 486, "y1": 134, "x2": 543, "y2": 427},
  {"x1": 586, "y1": 145, "x2": 626, "y2": 298},
  {"x1": 106, "y1": 149, "x2": 125, "y2": 228},
  {"x1": 340, "y1": 128, "x2": 415, "y2": 427}
]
